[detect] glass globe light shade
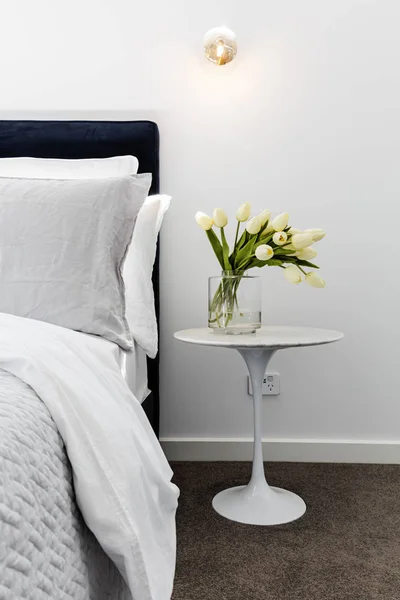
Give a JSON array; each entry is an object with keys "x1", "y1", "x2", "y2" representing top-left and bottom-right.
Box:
[{"x1": 203, "y1": 26, "x2": 237, "y2": 66}]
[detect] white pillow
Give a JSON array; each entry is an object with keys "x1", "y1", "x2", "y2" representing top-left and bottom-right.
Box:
[
  {"x1": 0, "y1": 156, "x2": 167, "y2": 357},
  {"x1": 123, "y1": 194, "x2": 171, "y2": 358},
  {"x1": 0, "y1": 155, "x2": 139, "y2": 178},
  {"x1": 0, "y1": 174, "x2": 151, "y2": 351}
]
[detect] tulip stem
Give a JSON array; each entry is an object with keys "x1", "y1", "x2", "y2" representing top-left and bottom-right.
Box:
[
  {"x1": 234, "y1": 221, "x2": 240, "y2": 251},
  {"x1": 209, "y1": 271, "x2": 244, "y2": 329}
]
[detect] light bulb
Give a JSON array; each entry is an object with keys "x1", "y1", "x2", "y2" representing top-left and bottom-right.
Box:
[
  {"x1": 204, "y1": 26, "x2": 237, "y2": 66},
  {"x1": 216, "y1": 43, "x2": 224, "y2": 58}
]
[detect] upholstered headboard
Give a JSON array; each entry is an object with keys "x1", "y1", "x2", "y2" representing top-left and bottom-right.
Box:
[{"x1": 0, "y1": 120, "x2": 161, "y2": 435}]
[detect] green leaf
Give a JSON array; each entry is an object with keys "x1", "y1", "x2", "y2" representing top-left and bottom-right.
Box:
[
  {"x1": 237, "y1": 230, "x2": 248, "y2": 251},
  {"x1": 246, "y1": 257, "x2": 284, "y2": 269},
  {"x1": 257, "y1": 232, "x2": 273, "y2": 245},
  {"x1": 265, "y1": 259, "x2": 284, "y2": 266},
  {"x1": 295, "y1": 259, "x2": 319, "y2": 269},
  {"x1": 274, "y1": 248, "x2": 297, "y2": 256},
  {"x1": 254, "y1": 237, "x2": 272, "y2": 250},
  {"x1": 247, "y1": 258, "x2": 263, "y2": 269},
  {"x1": 220, "y1": 228, "x2": 232, "y2": 271},
  {"x1": 230, "y1": 229, "x2": 248, "y2": 264},
  {"x1": 235, "y1": 236, "x2": 257, "y2": 269},
  {"x1": 229, "y1": 222, "x2": 241, "y2": 264},
  {"x1": 278, "y1": 256, "x2": 320, "y2": 269},
  {"x1": 206, "y1": 229, "x2": 224, "y2": 269}
]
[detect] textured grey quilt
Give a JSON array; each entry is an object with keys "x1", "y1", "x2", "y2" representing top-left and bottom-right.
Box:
[{"x1": 0, "y1": 369, "x2": 131, "y2": 600}]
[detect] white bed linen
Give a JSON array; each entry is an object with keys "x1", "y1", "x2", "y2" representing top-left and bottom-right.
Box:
[
  {"x1": 124, "y1": 194, "x2": 171, "y2": 358},
  {"x1": 121, "y1": 344, "x2": 150, "y2": 404},
  {"x1": 96, "y1": 336, "x2": 149, "y2": 404},
  {"x1": 0, "y1": 155, "x2": 139, "y2": 178},
  {"x1": 0, "y1": 312, "x2": 179, "y2": 600}
]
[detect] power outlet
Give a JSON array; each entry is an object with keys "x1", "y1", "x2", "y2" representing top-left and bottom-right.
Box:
[{"x1": 248, "y1": 373, "x2": 280, "y2": 396}]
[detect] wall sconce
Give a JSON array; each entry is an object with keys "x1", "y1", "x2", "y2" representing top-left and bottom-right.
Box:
[{"x1": 203, "y1": 26, "x2": 237, "y2": 66}]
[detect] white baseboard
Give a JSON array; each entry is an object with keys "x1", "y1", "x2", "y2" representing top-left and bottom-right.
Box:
[{"x1": 160, "y1": 437, "x2": 400, "y2": 464}]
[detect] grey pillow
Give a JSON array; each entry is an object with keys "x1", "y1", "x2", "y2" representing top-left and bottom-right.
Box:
[{"x1": 0, "y1": 174, "x2": 151, "y2": 350}]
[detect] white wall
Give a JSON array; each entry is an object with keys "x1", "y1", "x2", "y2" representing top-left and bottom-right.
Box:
[{"x1": 1, "y1": 0, "x2": 400, "y2": 458}]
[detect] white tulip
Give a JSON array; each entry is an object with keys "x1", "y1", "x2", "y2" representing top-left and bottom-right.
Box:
[
  {"x1": 212, "y1": 208, "x2": 228, "y2": 228},
  {"x1": 284, "y1": 265, "x2": 303, "y2": 284},
  {"x1": 296, "y1": 246, "x2": 317, "y2": 260},
  {"x1": 255, "y1": 244, "x2": 274, "y2": 261},
  {"x1": 260, "y1": 222, "x2": 274, "y2": 237},
  {"x1": 258, "y1": 209, "x2": 271, "y2": 226},
  {"x1": 195, "y1": 211, "x2": 213, "y2": 231},
  {"x1": 236, "y1": 202, "x2": 251, "y2": 222},
  {"x1": 272, "y1": 212, "x2": 289, "y2": 232},
  {"x1": 246, "y1": 216, "x2": 262, "y2": 235},
  {"x1": 305, "y1": 228, "x2": 326, "y2": 242},
  {"x1": 272, "y1": 231, "x2": 288, "y2": 246},
  {"x1": 306, "y1": 272, "x2": 326, "y2": 288},
  {"x1": 288, "y1": 227, "x2": 301, "y2": 235},
  {"x1": 291, "y1": 232, "x2": 314, "y2": 250}
]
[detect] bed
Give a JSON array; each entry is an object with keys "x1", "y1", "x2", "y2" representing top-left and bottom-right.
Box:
[
  {"x1": 0, "y1": 119, "x2": 161, "y2": 435},
  {"x1": 0, "y1": 121, "x2": 177, "y2": 600}
]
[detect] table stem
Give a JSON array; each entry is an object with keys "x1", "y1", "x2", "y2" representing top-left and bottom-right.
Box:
[{"x1": 238, "y1": 348, "x2": 276, "y2": 496}]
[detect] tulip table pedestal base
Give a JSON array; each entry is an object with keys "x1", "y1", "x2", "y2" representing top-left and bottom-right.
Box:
[
  {"x1": 212, "y1": 485, "x2": 306, "y2": 526},
  {"x1": 174, "y1": 326, "x2": 343, "y2": 526},
  {"x1": 212, "y1": 347, "x2": 306, "y2": 525}
]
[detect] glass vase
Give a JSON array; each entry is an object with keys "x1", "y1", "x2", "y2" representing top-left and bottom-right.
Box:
[{"x1": 208, "y1": 271, "x2": 261, "y2": 334}]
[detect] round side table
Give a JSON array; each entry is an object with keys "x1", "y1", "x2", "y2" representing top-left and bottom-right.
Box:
[{"x1": 174, "y1": 326, "x2": 343, "y2": 526}]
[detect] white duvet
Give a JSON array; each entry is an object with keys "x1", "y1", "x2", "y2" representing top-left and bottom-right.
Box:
[{"x1": 0, "y1": 312, "x2": 179, "y2": 600}]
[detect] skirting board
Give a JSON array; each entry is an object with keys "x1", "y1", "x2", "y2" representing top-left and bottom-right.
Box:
[{"x1": 160, "y1": 438, "x2": 400, "y2": 464}]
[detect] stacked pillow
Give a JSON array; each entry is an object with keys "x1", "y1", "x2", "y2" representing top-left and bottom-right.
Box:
[{"x1": 0, "y1": 156, "x2": 170, "y2": 357}]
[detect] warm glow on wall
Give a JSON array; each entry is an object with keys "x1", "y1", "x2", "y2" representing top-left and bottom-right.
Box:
[{"x1": 203, "y1": 27, "x2": 237, "y2": 66}]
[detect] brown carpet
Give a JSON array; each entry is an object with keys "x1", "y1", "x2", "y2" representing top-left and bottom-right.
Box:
[{"x1": 171, "y1": 462, "x2": 400, "y2": 600}]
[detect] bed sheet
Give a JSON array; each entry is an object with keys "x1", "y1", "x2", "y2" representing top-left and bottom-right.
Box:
[
  {"x1": 94, "y1": 336, "x2": 149, "y2": 404},
  {"x1": 0, "y1": 313, "x2": 179, "y2": 600}
]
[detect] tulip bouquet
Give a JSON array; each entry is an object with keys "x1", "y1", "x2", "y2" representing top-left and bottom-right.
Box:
[{"x1": 195, "y1": 204, "x2": 326, "y2": 331}]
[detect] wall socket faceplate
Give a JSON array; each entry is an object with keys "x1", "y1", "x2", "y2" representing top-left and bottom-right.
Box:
[{"x1": 247, "y1": 373, "x2": 280, "y2": 396}]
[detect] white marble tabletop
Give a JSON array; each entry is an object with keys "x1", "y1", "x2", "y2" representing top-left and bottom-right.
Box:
[{"x1": 174, "y1": 326, "x2": 344, "y2": 349}]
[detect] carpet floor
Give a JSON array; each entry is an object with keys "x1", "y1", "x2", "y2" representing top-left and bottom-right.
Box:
[{"x1": 171, "y1": 462, "x2": 400, "y2": 600}]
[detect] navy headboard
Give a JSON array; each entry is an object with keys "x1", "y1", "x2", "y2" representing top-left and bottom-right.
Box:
[{"x1": 0, "y1": 120, "x2": 161, "y2": 435}]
